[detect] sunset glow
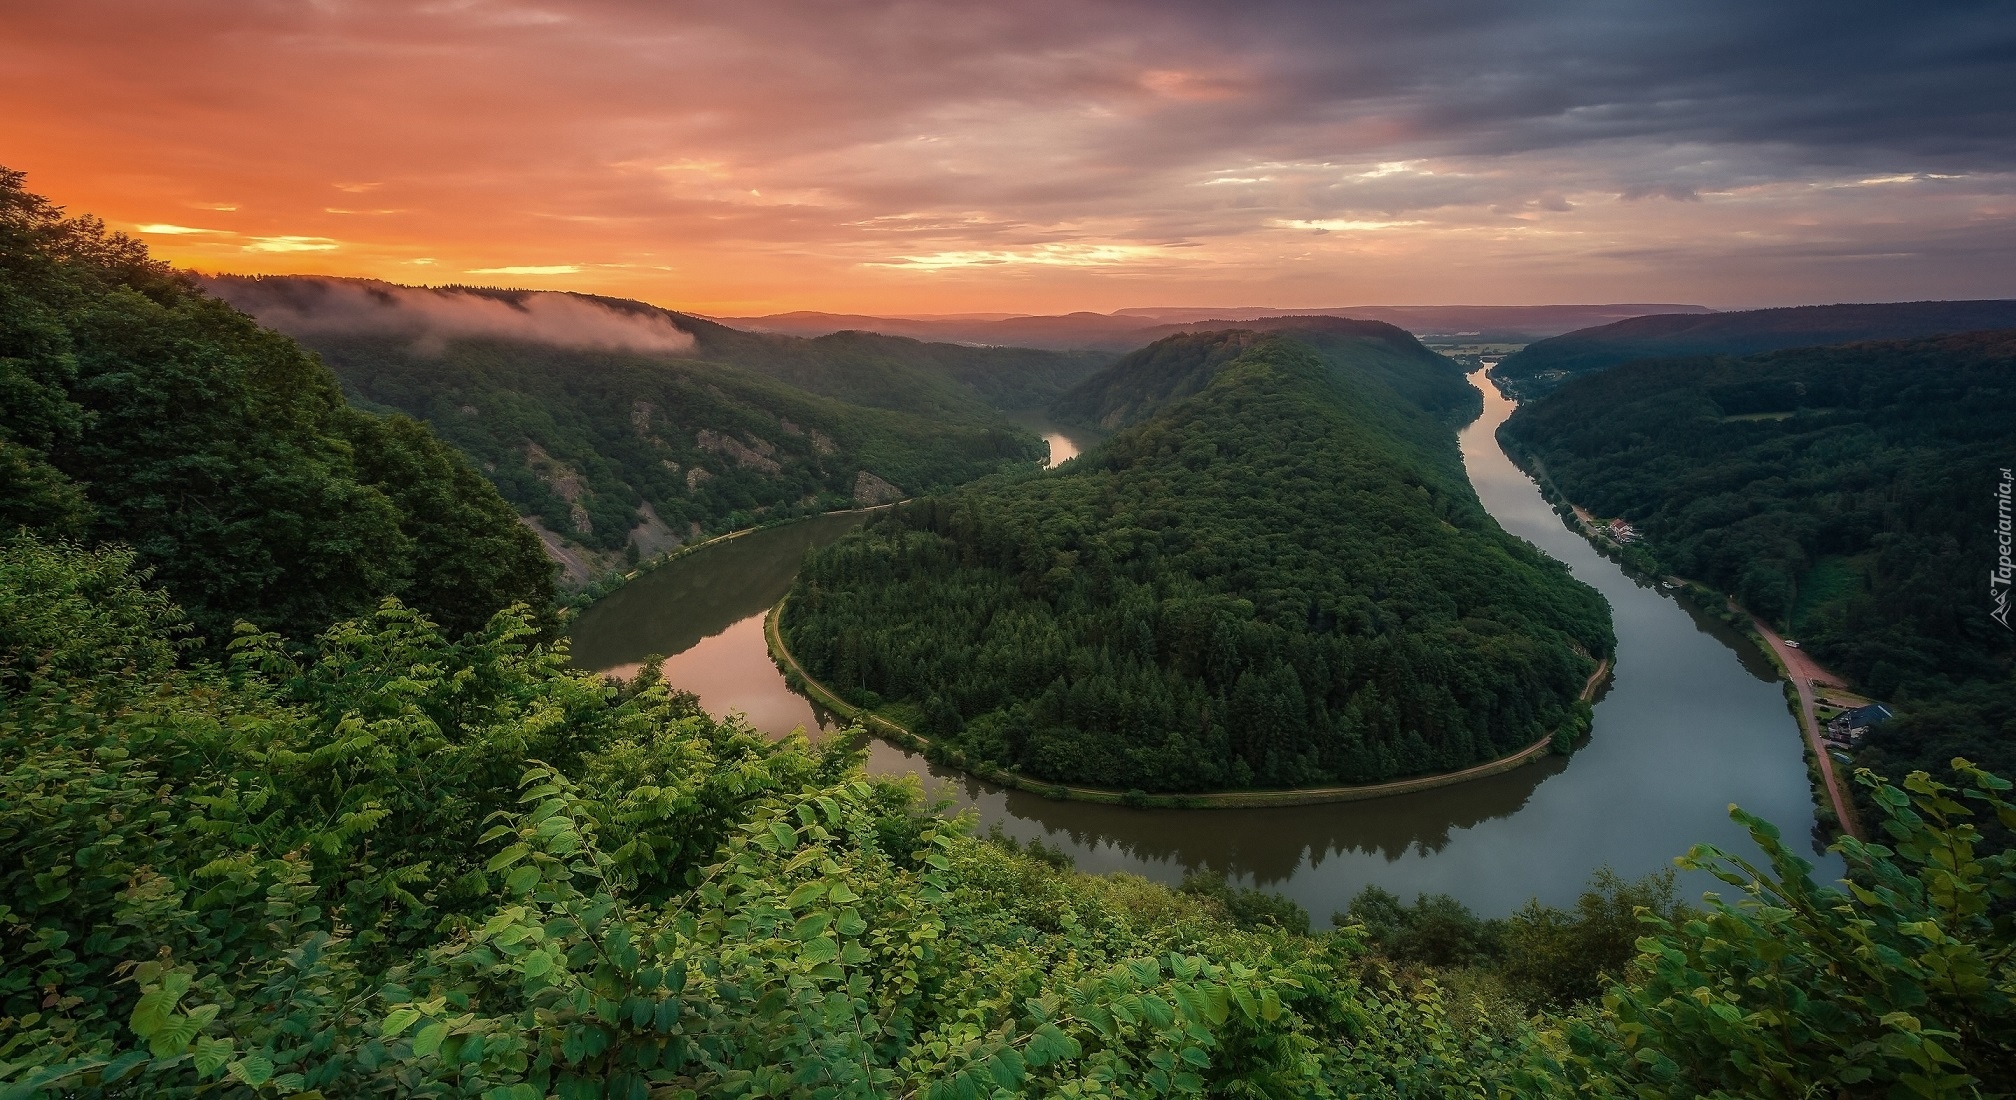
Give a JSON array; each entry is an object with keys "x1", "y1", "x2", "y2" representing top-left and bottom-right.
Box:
[{"x1": 3, "y1": 1, "x2": 2011, "y2": 314}]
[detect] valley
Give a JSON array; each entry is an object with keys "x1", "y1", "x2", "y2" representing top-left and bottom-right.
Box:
[
  {"x1": 12, "y1": 0, "x2": 2016, "y2": 1088},
  {"x1": 203, "y1": 275, "x2": 1111, "y2": 586},
  {"x1": 565, "y1": 366, "x2": 1841, "y2": 919}
]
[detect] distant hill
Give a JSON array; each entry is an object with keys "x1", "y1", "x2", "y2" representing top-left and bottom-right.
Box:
[
  {"x1": 783, "y1": 327, "x2": 1611, "y2": 792},
  {"x1": 717, "y1": 303, "x2": 1712, "y2": 350},
  {"x1": 1492, "y1": 300, "x2": 2016, "y2": 396},
  {"x1": 1048, "y1": 316, "x2": 1472, "y2": 430},
  {"x1": 207, "y1": 276, "x2": 1110, "y2": 419},
  {"x1": 205, "y1": 276, "x2": 1107, "y2": 586},
  {"x1": 1117, "y1": 303, "x2": 1713, "y2": 337}
]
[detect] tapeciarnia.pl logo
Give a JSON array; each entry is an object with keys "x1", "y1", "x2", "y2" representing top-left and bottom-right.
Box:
[{"x1": 1995, "y1": 467, "x2": 2014, "y2": 630}]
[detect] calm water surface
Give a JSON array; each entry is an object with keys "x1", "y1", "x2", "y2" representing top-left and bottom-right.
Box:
[
  {"x1": 1009, "y1": 410, "x2": 1104, "y2": 466},
  {"x1": 568, "y1": 377, "x2": 1841, "y2": 918}
]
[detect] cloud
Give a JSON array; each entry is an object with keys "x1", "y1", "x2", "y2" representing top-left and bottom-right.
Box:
[
  {"x1": 10, "y1": 0, "x2": 2015, "y2": 310},
  {"x1": 201, "y1": 275, "x2": 698, "y2": 355},
  {"x1": 466, "y1": 264, "x2": 583, "y2": 275},
  {"x1": 1270, "y1": 219, "x2": 1424, "y2": 232},
  {"x1": 245, "y1": 235, "x2": 342, "y2": 252}
]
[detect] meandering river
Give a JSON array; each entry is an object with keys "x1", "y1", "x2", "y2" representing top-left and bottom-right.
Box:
[{"x1": 567, "y1": 391, "x2": 1842, "y2": 919}]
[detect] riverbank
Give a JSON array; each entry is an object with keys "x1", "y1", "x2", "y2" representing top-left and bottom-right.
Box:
[
  {"x1": 1497, "y1": 440, "x2": 1866, "y2": 840},
  {"x1": 766, "y1": 593, "x2": 1610, "y2": 809},
  {"x1": 558, "y1": 501, "x2": 906, "y2": 620}
]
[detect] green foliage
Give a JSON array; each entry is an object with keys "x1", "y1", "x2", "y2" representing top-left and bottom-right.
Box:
[
  {"x1": 1342, "y1": 887, "x2": 1505, "y2": 970},
  {"x1": 1574, "y1": 762, "x2": 2016, "y2": 1097},
  {"x1": 5, "y1": 535, "x2": 2015, "y2": 1096},
  {"x1": 786, "y1": 332, "x2": 1612, "y2": 792},
  {"x1": 1499, "y1": 332, "x2": 2016, "y2": 798},
  {"x1": 1338, "y1": 869, "x2": 1681, "y2": 1009},
  {"x1": 1497, "y1": 869, "x2": 1684, "y2": 1009},
  {"x1": 0, "y1": 167, "x2": 552, "y2": 643},
  {"x1": 1178, "y1": 871, "x2": 1312, "y2": 935},
  {"x1": 0, "y1": 535, "x2": 1556, "y2": 1098}
]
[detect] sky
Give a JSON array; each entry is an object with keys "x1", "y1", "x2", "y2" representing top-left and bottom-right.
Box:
[{"x1": 3, "y1": 0, "x2": 2013, "y2": 315}]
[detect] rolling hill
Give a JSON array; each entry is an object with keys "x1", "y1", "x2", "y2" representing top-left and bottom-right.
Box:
[
  {"x1": 718, "y1": 303, "x2": 1712, "y2": 350},
  {"x1": 1492, "y1": 300, "x2": 2016, "y2": 396},
  {"x1": 1049, "y1": 316, "x2": 1482, "y2": 430}
]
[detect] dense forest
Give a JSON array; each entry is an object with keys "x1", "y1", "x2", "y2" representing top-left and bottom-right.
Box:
[
  {"x1": 0, "y1": 168, "x2": 551, "y2": 643},
  {"x1": 783, "y1": 330, "x2": 1613, "y2": 793},
  {"x1": 6, "y1": 166, "x2": 2015, "y2": 1097},
  {"x1": 1499, "y1": 331, "x2": 2016, "y2": 784},
  {"x1": 205, "y1": 276, "x2": 1109, "y2": 583},
  {"x1": 1493, "y1": 300, "x2": 2016, "y2": 397}
]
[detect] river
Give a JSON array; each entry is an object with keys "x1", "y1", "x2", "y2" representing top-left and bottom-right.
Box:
[{"x1": 566, "y1": 392, "x2": 1841, "y2": 920}]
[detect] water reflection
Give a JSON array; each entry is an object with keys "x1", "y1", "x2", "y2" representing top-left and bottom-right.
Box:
[
  {"x1": 568, "y1": 373, "x2": 1840, "y2": 918},
  {"x1": 1009, "y1": 410, "x2": 1104, "y2": 467}
]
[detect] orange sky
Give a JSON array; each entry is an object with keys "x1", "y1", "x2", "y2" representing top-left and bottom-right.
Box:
[{"x1": 4, "y1": 1, "x2": 2011, "y2": 315}]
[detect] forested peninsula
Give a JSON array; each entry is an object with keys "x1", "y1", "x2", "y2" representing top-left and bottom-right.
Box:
[
  {"x1": 781, "y1": 328, "x2": 1613, "y2": 794},
  {"x1": 1499, "y1": 331, "x2": 2016, "y2": 790}
]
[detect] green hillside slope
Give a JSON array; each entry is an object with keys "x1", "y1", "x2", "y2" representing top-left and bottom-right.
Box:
[
  {"x1": 1493, "y1": 300, "x2": 2016, "y2": 397},
  {"x1": 0, "y1": 168, "x2": 551, "y2": 641},
  {"x1": 784, "y1": 331, "x2": 1611, "y2": 793},
  {"x1": 203, "y1": 276, "x2": 1110, "y2": 582},
  {"x1": 1050, "y1": 316, "x2": 1477, "y2": 430},
  {"x1": 1499, "y1": 330, "x2": 2016, "y2": 785},
  {"x1": 295, "y1": 332, "x2": 1044, "y2": 568}
]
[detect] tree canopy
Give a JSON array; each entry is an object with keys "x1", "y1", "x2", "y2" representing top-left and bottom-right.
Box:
[
  {"x1": 784, "y1": 331, "x2": 1612, "y2": 793},
  {"x1": 0, "y1": 168, "x2": 552, "y2": 641},
  {"x1": 1500, "y1": 330, "x2": 2016, "y2": 796}
]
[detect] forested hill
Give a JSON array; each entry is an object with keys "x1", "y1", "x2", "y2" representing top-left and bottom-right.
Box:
[
  {"x1": 0, "y1": 168, "x2": 551, "y2": 642},
  {"x1": 205, "y1": 275, "x2": 1107, "y2": 584},
  {"x1": 784, "y1": 331, "x2": 1612, "y2": 793},
  {"x1": 1049, "y1": 316, "x2": 1474, "y2": 430},
  {"x1": 1492, "y1": 300, "x2": 2016, "y2": 396},
  {"x1": 1498, "y1": 330, "x2": 2016, "y2": 786}
]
